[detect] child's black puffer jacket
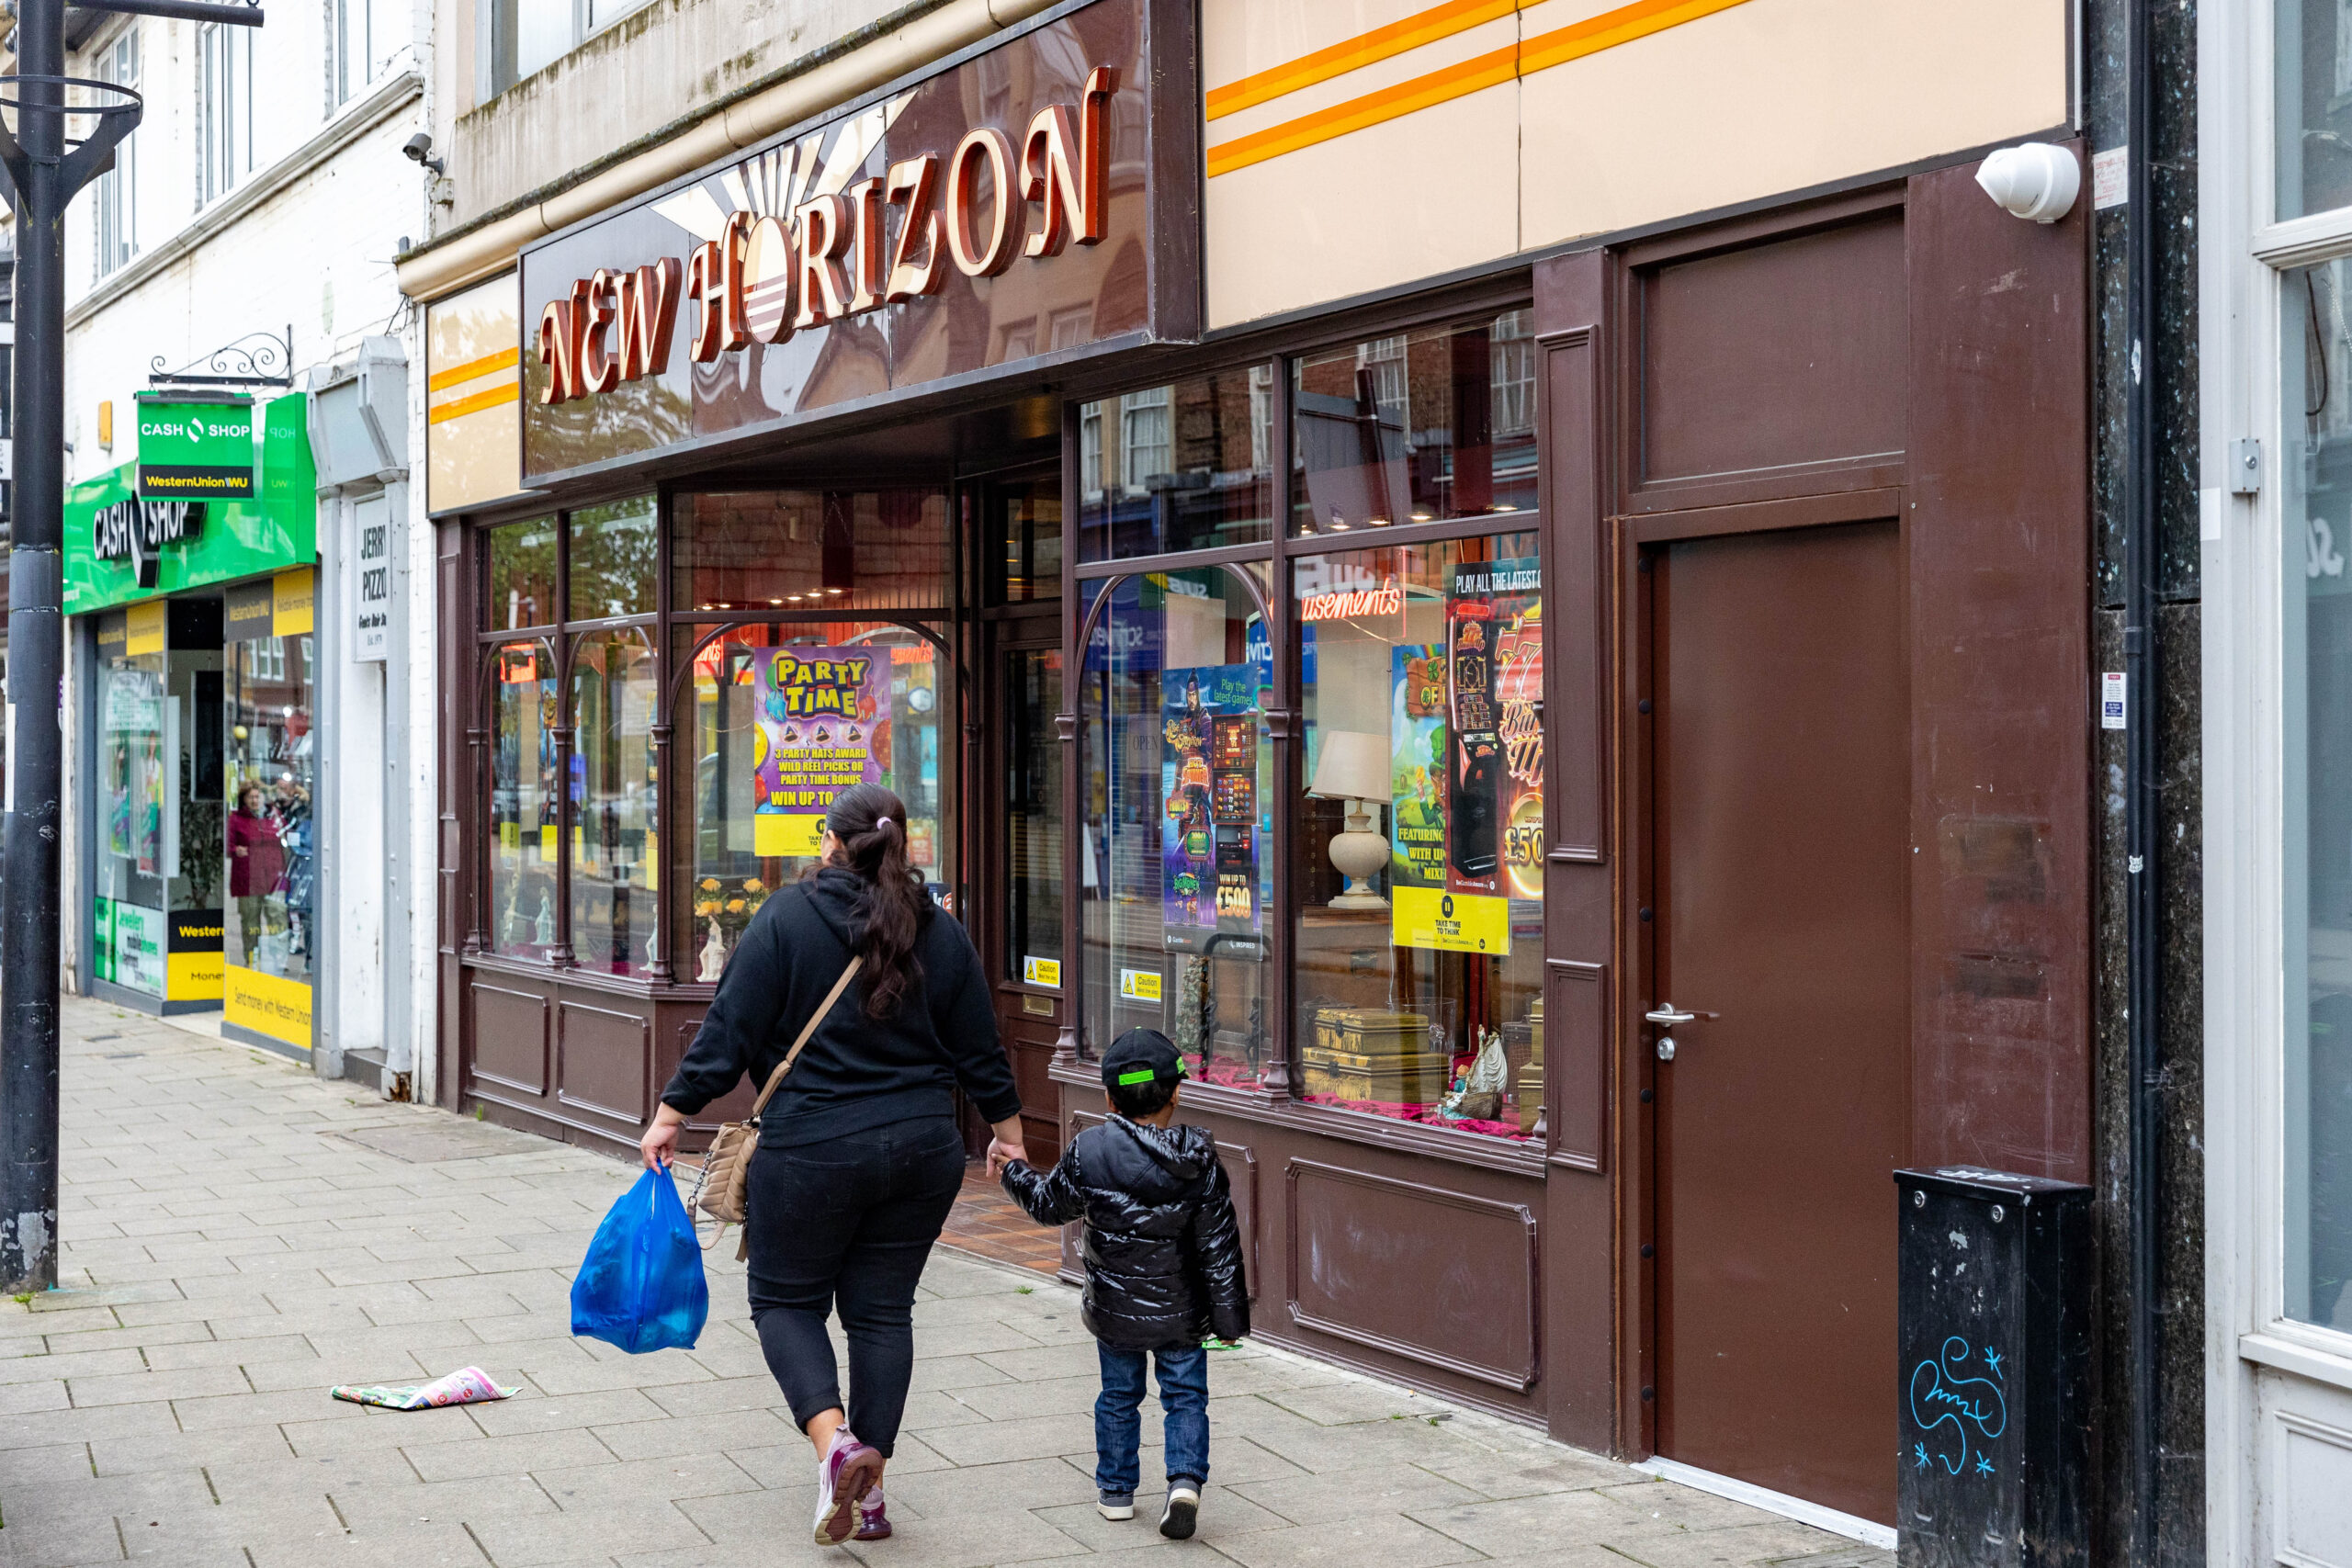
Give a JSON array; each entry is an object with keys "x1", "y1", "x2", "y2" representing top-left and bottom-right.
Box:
[{"x1": 1001, "y1": 1116, "x2": 1250, "y2": 1350}]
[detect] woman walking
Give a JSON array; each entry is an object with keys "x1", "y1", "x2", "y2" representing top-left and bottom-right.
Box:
[{"x1": 641, "y1": 784, "x2": 1026, "y2": 1546}]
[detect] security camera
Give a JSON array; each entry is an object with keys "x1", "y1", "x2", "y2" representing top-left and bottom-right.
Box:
[
  {"x1": 1975, "y1": 143, "x2": 2080, "y2": 223},
  {"x1": 401, "y1": 132, "x2": 445, "y2": 175}
]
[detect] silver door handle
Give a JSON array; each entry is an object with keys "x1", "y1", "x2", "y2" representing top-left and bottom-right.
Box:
[{"x1": 1645, "y1": 1003, "x2": 1695, "y2": 1026}]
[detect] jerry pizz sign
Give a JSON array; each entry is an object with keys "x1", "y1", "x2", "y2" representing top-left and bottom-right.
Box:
[{"x1": 516, "y1": 0, "x2": 1196, "y2": 484}]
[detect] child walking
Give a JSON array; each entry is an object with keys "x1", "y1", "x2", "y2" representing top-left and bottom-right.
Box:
[{"x1": 997, "y1": 1028, "x2": 1249, "y2": 1540}]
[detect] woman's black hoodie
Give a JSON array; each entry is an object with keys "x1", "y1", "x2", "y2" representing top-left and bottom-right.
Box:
[
  {"x1": 1001, "y1": 1116, "x2": 1250, "y2": 1349},
  {"x1": 660, "y1": 868, "x2": 1022, "y2": 1146}
]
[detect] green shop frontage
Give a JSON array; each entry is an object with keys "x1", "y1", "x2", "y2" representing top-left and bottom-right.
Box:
[{"x1": 69, "y1": 392, "x2": 322, "y2": 1054}]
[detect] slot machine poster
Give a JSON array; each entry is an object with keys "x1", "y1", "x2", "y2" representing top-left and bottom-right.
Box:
[
  {"x1": 1445, "y1": 568, "x2": 1503, "y2": 897},
  {"x1": 1491, "y1": 568, "x2": 1544, "y2": 901},
  {"x1": 1161, "y1": 663, "x2": 1263, "y2": 942},
  {"x1": 1389, "y1": 644, "x2": 1449, "y2": 893},
  {"x1": 751, "y1": 647, "x2": 892, "y2": 858}
]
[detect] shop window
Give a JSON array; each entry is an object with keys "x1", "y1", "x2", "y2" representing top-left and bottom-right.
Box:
[
  {"x1": 488, "y1": 637, "x2": 559, "y2": 960},
  {"x1": 674, "y1": 491, "x2": 951, "y2": 618},
  {"x1": 1006, "y1": 648, "x2": 1062, "y2": 987},
  {"x1": 1077, "y1": 372, "x2": 1275, "y2": 562},
  {"x1": 570, "y1": 628, "x2": 657, "y2": 976},
  {"x1": 683, "y1": 622, "x2": 950, "y2": 978},
  {"x1": 1291, "y1": 533, "x2": 1544, "y2": 1141},
  {"x1": 2280, "y1": 0, "x2": 2352, "y2": 220},
  {"x1": 2283, "y1": 258, "x2": 2352, "y2": 1326},
  {"x1": 488, "y1": 515, "x2": 558, "y2": 630},
  {"x1": 93, "y1": 602, "x2": 225, "y2": 1004},
  {"x1": 568, "y1": 496, "x2": 657, "y2": 620},
  {"x1": 1292, "y1": 310, "x2": 1538, "y2": 537},
  {"x1": 224, "y1": 623, "x2": 314, "y2": 990},
  {"x1": 1080, "y1": 567, "x2": 1272, "y2": 1087}
]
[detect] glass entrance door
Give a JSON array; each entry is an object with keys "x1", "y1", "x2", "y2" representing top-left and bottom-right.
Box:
[{"x1": 971, "y1": 467, "x2": 1065, "y2": 1162}]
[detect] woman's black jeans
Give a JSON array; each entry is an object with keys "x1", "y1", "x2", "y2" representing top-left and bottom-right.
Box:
[{"x1": 744, "y1": 1115, "x2": 967, "y2": 1458}]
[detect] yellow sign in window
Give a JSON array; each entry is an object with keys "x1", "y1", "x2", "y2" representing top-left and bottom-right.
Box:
[
  {"x1": 1391, "y1": 886, "x2": 1511, "y2": 955},
  {"x1": 753, "y1": 813, "x2": 825, "y2": 858}
]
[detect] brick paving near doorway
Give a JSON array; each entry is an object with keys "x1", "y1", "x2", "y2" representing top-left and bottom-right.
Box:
[
  {"x1": 941, "y1": 1164, "x2": 1065, "y2": 1277},
  {"x1": 0, "y1": 996, "x2": 1893, "y2": 1568}
]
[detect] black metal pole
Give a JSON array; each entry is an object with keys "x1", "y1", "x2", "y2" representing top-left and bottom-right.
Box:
[
  {"x1": 0, "y1": 0, "x2": 68, "y2": 1294},
  {"x1": 2123, "y1": 0, "x2": 2163, "y2": 1557}
]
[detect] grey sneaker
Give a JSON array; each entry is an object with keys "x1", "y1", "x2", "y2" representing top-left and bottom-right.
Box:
[
  {"x1": 1098, "y1": 1491, "x2": 1136, "y2": 1521},
  {"x1": 1159, "y1": 1484, "x2": 1199, "y2": 1540}
]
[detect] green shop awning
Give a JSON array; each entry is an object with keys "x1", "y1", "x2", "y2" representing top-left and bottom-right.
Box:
[{"x1": 65, "y1": 391, "x2": 316, "y2": 614}]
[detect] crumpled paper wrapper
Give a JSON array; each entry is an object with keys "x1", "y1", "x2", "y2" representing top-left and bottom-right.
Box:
[{"x1": 329, "y1": 1366, "x2": 519, "y2": 1410}]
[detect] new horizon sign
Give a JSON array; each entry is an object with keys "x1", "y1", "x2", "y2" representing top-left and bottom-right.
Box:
[
  {"x1": 534, "y1": 68, "x2": 1119, "y2": 406},
  {"x1": 134, "y1": 396, "x2": 255, "y2": 501},
  {"x1": 513, "y1": 0, "x2": 1197, "y2": 485}
]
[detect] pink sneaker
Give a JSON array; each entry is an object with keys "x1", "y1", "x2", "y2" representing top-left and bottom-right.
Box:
[
  {"x1": 812, "y1": 1430, "x2": 884, "y2": 1546},
  {"x1": 855, "y1": 1481, "x2": 892, "y2": 1540}
]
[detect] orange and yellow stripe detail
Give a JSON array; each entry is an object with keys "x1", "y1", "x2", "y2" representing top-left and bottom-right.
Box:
[
  {"x1": 428, "y1": 345, "x2": 520, "y2": 425},
  {"x1": 1204, "y1": 0, "x2": 1517, "y2": 122},
  {"x1": 1204, "y1": 0, "x2": 1756, "y2": 178}
]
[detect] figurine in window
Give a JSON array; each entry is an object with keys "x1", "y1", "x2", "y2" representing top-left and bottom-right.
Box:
[
  {"x1": 697, "y1": 917, "x2": 727, "y2": 982},
  {"x1": 1439, "y1": 1025, "x2": 1509, "y2": 1122}
]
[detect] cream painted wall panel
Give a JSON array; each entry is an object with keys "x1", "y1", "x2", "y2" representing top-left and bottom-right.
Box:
[
  {"x1": 424, "y1": 274, "x2": 524, "y2": 513},
  {"x1": 1207, "y1": 15, "x2": 1517, "y2": 144},
  {"x1": 1202, "y1": 0, "x2": 2067, "y2": 325},
  {"x1": 1203, "y1": 0, "x2": 1472, "y2": 94},
  {"x1": 1518, "y1": 0, "x2": 2067, "y2": 251},
  {"x1": 1206, "y1": 81, "x2": 1518, "y2": 328}
]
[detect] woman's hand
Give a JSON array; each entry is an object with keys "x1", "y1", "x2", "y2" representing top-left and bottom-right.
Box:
[
  {"x1": 986, "y1": 1115, "x2": 1028, "y2": 1177},
  {"x1": 640, "y1": 1104, "x2": 685, "y2": 1169}
]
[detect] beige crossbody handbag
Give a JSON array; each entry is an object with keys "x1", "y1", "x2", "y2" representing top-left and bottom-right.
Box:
[{"x1": 692, "y1": 956, "x2": 861, "y2": 1257}]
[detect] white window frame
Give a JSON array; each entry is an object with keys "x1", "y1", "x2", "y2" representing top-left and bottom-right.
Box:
[
  {"x1": 1118, "y1": 386, "x2": 1170, "y2": 498},
  {"x1": 93, "y1": 28, "x2": 139, "y2": 277},
  {"x1": 199, "y1": 20, "x2": 255, "y2": 205}
]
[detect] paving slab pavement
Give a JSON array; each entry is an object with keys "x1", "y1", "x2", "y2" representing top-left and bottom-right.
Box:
[{"x1": 0, "y1": 997, "x2": 1894, "y2": 1568}]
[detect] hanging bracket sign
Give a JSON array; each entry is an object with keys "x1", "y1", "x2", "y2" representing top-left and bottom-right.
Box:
[{"x1": 135, "y1": 395, "x2": 255, "y2": 501}]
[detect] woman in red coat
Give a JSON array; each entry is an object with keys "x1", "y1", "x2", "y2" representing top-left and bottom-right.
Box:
[{"x1": 226, "y1": 782, "x2": 283, "y2": 968}]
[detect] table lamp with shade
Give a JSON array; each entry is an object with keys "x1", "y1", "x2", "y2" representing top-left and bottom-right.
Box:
[{"x1": 1308, "y1": 729, "x2": 1394, "y2": 909}]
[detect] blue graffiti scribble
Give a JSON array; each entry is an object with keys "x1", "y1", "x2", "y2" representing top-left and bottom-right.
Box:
[
  {"x1": 1914, "y1": 1442, "x2": 1929, "y2": 1471},
  {"x1": 1907, "y1": 1337, "x2": 2008, "y2": 1478}
]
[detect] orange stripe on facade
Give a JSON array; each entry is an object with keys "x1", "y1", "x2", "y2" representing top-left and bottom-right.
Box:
[
  {"x1": 428, "y1": 345, "x2": 520, "y2": 392},
  {"x1": 428, "y1": 383, "x2": 520, "y2": 424},
  {"x1": 1518, "y1": 0, "x2": 1752, "y2": 73},
  {"x1": 1204, "y1": 0, "x2": 1517, "y2": 122},
  {"x1": 1204, "y1": 0, "x2": 1756, "y2": 178},
  {"x1": 1206, "y1": 42, "x2": 1518, "y2": 177}
]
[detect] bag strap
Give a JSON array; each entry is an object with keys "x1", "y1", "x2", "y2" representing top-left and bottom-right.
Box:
[{"x1": 747, "y1": 956, "x2": 862, "y2": 1121}]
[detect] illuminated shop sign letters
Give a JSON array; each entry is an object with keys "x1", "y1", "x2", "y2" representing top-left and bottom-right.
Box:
[
  {"x1": 91, "y1": 497, "x2": 207, "y2": 590},
  {"x1": 536, "y1": 66, "x2": 1119, "y2": 406}
]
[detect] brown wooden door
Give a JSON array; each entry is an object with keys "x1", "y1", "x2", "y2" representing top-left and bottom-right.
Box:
[{"x1": 1649, "y1": 518, "x2": 1908, "y2": 1525}]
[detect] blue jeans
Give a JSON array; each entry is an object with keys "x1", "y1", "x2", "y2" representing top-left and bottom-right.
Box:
[{"x1": 1094, "y1": 1342, "x2": 1209, "y2": 1501}]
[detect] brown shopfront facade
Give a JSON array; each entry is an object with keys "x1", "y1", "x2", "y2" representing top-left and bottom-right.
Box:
[{"x1": 420, "y1": 0, "x2": 2092, "y2": 1538}]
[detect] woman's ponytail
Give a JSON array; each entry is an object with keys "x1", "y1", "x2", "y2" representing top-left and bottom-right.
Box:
[{"x1": 821, "y1": 783, "x2": 926, "y2": 1019}]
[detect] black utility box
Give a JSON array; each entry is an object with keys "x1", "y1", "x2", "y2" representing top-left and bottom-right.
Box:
[{"x1": 1894, "y1": 1168, "x2": 2091, "y2": 1568}]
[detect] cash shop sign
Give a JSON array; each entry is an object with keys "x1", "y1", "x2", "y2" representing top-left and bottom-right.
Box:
[{"x1": 136, "y1": 397, "x2": 255, "y2": 501}]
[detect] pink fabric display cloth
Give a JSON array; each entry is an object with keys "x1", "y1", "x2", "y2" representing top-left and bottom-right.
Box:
[
  {"x1": 1297, "y1": 1093, "x2": 1526, "y2": 1142},
  {"x1": 330, "y1": 1366, "x2": 518, "y2": 1410}
]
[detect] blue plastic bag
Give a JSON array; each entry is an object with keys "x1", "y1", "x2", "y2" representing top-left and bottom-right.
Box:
[{"x1": 571, "y1": 1166, "x2": 707, "y2": 1354}]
